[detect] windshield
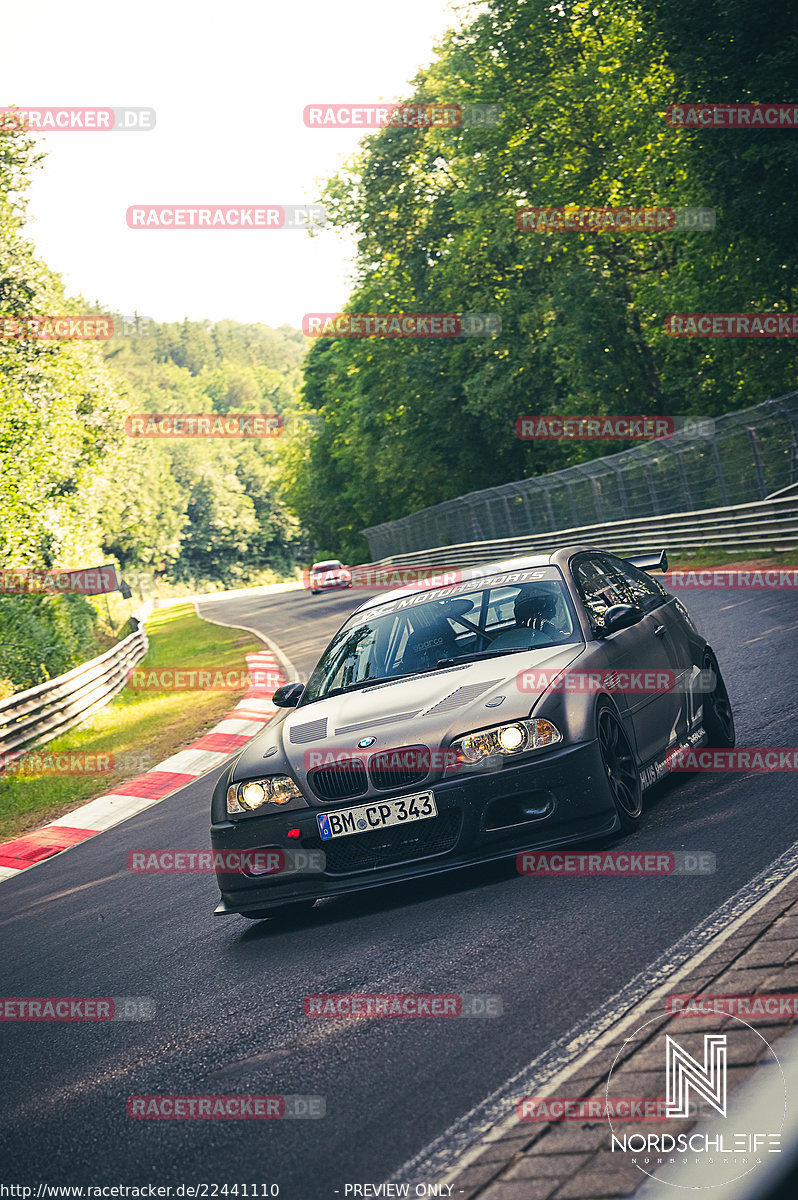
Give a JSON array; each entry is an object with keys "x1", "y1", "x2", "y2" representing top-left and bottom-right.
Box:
[
  {"x1": 312, "y1": 560, "x2": 343, "y2": 571},
  {"x1": 299, "y1": 567, "x2": 582, "y2": 704}
]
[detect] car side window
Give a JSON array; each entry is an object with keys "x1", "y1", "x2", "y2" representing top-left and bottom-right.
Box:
[
  {"x1": 602, "y1": 554, "x2": 667, "y2": 613},
  {"x1": 572, "y1": 554, "x2": 637, "y2": 630}
]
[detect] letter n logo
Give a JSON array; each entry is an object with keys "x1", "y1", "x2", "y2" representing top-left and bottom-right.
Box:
[{"x1": 666, "y1": 1034, "x2": 727, "y2": 1118}]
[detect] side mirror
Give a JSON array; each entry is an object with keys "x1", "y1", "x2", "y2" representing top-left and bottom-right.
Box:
[
  {"x1": 599, "y1": 604, "x2": 644, "y2": 636},
  {"x1": 272, "y1": 681, "x2": 304, "y2": 708}
]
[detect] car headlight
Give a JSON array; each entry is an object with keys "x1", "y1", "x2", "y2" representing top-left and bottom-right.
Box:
[
  {"x1": 451, "y1": 719, "x2": 562, "y2": 765},
  {"x1": 226, "y1": 775, "x2": 303, "y2": 815}
]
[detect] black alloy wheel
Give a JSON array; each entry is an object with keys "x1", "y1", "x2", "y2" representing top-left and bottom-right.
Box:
[
  {"x1": 702, "y1": 652, "x2": 735, "y2": 748},
  {"x1": 597, "y1": 702, "x2": 643, "y2": 831}
]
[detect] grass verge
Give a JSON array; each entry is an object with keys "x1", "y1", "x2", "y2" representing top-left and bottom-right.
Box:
[{"x1": 0, "y1": 603, "x2": 264, "y2": 843}]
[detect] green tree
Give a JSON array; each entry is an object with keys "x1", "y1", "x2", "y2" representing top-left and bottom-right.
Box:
[{"x1": 287, "y1": 0, "x2": 798, "y2": 560}]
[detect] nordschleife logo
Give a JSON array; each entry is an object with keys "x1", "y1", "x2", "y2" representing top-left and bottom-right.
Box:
[{"x1": 604, "y1": 1011, "x2": 785, "y2": 1189}]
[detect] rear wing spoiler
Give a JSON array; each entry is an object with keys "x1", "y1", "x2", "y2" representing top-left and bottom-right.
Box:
[{"x1": 624, "y1": 549, "x2": 668, "y2": 573}]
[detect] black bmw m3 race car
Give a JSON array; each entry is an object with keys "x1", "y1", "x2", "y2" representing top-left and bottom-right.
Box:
[{"x1": 210, "y1": 546, "x2": 735, "y2": 919}]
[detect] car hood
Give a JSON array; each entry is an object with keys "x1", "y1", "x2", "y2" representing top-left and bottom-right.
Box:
[{"x1": 232, "y1": 642, "x2": 585, "y2": 795}]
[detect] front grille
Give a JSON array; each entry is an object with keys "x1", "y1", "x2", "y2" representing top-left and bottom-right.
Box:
[
  {"x1": 322, "y1": 809, "x2": 462, "y2": 874},
  {"x1": 308, "y1": 759, "x2": 368, "y2": 801},
  {"x1": 369, "y1": 745, "x2": 430, "y2": 790}
]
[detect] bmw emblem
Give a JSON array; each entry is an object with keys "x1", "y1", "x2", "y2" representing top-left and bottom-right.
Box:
[{"x1": 357, "y1": 736, "x2": 376, "y2": 747}]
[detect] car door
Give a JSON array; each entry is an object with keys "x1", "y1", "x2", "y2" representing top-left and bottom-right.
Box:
[
  {"x1": 571, "y1": 552, "x2": 680, "y2": 765},
  {"x1": 604, "y1": 554, "x2": 706, "y2": 744}
]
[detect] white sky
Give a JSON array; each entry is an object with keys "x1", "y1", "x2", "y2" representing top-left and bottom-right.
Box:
[{"x1": 2, "y1": 0, "x2": 464, "y2": 327}]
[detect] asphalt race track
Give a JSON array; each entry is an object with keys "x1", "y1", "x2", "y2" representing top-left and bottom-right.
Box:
[{"x1": 1, "y1": 581, "x2": 797, "y2": 1197}]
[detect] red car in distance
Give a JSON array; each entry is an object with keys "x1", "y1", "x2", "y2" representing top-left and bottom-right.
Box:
[{"x1": 306, "y1": 559, "x2": 353, "y2": 595}]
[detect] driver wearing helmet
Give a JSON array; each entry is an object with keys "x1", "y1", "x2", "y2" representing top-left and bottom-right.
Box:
[{"x1": 513, "y1": 586, "x2": 563, "y2": 641}]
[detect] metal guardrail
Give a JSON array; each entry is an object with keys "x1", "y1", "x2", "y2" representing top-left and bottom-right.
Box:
[
  {"x1": 0, "y1": 608, "x2": 150, "y2": 769},
  {"x1": 353, "y1": 493, "x2": 798, "y2": 575}
]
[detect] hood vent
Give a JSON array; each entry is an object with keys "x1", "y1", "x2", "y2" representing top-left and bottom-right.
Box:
[
  {"x1": 422, "y1": 679, "x2": 503, "y2": 716},
  {"x1": 288, "y1": 717, "x2": 328, "y2": 744}
]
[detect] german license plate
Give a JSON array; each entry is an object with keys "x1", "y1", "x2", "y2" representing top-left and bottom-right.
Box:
[{"x1": 317, "y1": 791, "x2": 437, "y2": 840}]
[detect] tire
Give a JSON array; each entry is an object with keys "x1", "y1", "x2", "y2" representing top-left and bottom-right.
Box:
[
  {"x1": 702, "y1": 652, "x2": 735, "y2": 748},
  {"x1": 240, "y1": 900, "x2": 317, "y2": 922},
  {"x1": 597, "y1": 701, "x2": 643, "y2": 832}
]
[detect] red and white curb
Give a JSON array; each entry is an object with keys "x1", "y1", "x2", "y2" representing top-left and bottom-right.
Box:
[{"x1": 0, "y1": 648, "x2": 287, "y2": 882}]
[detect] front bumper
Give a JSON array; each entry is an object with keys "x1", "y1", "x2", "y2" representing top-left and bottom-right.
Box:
[{"x1": 211, "y1": 738, "x2": 616, "y2": 915}]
